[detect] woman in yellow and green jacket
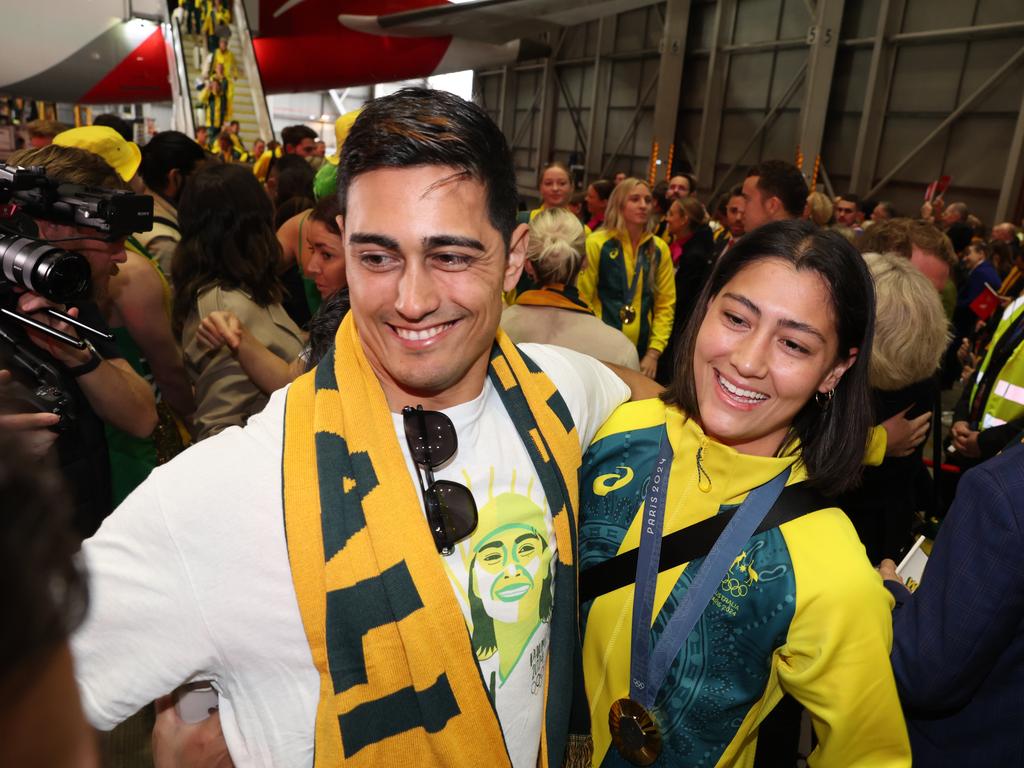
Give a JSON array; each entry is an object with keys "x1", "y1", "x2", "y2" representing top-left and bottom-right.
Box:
[
  {"x1": 579, "y1": 177, "x2": 675, "y2": 378},
  {"x1": 579, "y1": 220, "x2": 910, "y2": 767}
]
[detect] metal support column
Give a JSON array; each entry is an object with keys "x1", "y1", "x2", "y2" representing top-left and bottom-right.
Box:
[
  {"x1": 866, "y1": 44, "x2": 1024, "y2": 199},
  {"x1": 498, "y1": 64, "x2": 517, "y2": 140},
  {"x1": 536, "y1": 35, "x2": 564, "y2": 176},
  {"x1": 695, "y1": 0, "x2": 738, "y2": 194},
  {"x1": 651, "y1": 0, "x2": 691, "y2": 179},
  {"x1": 797, "y1": 0, "x2": 845, "y2": 181},
  {"x1": 995, "y1": 84, "x2": 1024, "y2": 223},
  {"x1": 849, "y1": 0, "x2": 905, "y2": 195},
  {"x1": 585, "y1": 17, "x2": 617, "y2": 182}
]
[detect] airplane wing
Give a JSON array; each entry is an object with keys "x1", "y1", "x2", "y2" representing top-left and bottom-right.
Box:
[{"x1": 339, "y1": 0, "x2": 659, "y2": 45}]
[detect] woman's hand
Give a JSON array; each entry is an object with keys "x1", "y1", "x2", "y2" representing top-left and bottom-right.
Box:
[
  {"x1": 197, "y1": 311, "x2": 245, "y2": 353},
  {"x1": 882, "y1": 407, "x2": 932, "y2": 457},
  {"x1": 639, "y1": 349, "x2": 660, "y2": 379}
]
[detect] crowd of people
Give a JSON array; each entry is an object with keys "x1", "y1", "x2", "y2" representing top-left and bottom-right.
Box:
[{"x1": 2, "y1": 85, "x2": 1024, "y2": 768}]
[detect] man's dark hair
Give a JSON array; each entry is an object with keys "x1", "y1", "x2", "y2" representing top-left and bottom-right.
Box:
[
  {"x1": 172, "y1": 162, "x2": 284, "y2": 336},
  {"x1": 746, "y1": 160, "x2": 809, "y2": 218},
  {"x1": 140, "y1": 130, "x2": 206, "y2": 195},
  {"x1": 338, "y1": 87, "x2": 518, "y2": 246},
  {"x1": 662, "y1": 219, "x2": 876, "y2": 496},
  {"x1": 0, "y1": 432, "x2": 87, "y2": 697},
  {"x1": 838, "y1": 192, "x2": 861, "y2": 206},
  {"x1": 281, "y1": 124, "x2": 317, "y2": 150},
  {"x1": 92, "y1": 113, "x2": 133, "y2": 142}
]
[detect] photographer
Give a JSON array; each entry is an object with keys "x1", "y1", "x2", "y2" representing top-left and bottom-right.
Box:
[{"x1": 1, "y1": 146, "x2": 157, "y2": 537}]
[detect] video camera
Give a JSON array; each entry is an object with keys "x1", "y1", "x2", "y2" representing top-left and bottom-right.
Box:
[
  {"x1": 0, "y1": 162, "x2": 153, "y2": 303},
  {"x1": 0, "y1": 162, "x2": 154, "y2": 431}
]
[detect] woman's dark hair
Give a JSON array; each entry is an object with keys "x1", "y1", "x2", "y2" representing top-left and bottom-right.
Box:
[
  {"x1": 662, "y1": 219, "x2": 876, "y2": 496},
  {"x1": 308, "y1": 194, "x2": 341, "y2": 234},
  {"x1": 140, "y1": 130, "x2": 206, "y2": 195},
  {"x1": 270, "y1": 154, "x2": 315, "y2": 211},
  {"x1": 0, "y1": 432, "x2": 87, "y2": 699},
  {"x1": 172, "y1": 163, "x2": 284, "y2": 336},
  {"x1": 589, "y1": 179, "x2": 613, "y2": 201},
  {"x1": 305, "y1": 289, "x2": 350, "y2": 370},
  {"x1": 338, "y1": 87, "x2": 517, "y2": 247},
  {"x1": 274, "y1": 195, "x2": 314, "y2": 230}
]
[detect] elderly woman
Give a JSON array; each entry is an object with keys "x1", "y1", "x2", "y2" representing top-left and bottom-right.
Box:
[
  {"x1": 579, "y1": 220, "x2": 910, "y2": 767},
  {"x1": 579, "y1": 177, "x2": 676, "y2": 378},
  {"x1": 838, "y1": 251, "x2": 950, "y2": 563},
  {"x1": 501, "y1": 208, "x2": 639, "y2": 370}
]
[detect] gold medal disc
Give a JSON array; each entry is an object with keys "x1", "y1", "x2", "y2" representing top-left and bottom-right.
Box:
[
  {"x1": 619, "y1": 305, "x2": 637, "y2": 325},
  {"x1": 609, "y1": 698, "x2": 662, "y2": 766}
]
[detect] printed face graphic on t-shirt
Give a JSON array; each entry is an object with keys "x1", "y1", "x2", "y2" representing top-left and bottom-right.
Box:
[{"x1": 466, "y1": 492, "x2": 554, "y2": 681}]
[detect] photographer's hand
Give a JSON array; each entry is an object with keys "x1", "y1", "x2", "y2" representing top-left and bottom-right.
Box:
[
  {"x1": 14, "y1": 291, "x2": 158, "y2": 439},
  {"x1": 0, "y1": 369, "x2": 60, "y2": 457}
]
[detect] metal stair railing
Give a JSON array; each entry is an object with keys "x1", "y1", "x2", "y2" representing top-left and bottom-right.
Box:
[
  {"x1": 164, "y1": 13, "x2": 197, "y2": 138},
  {"x1": 231, "y1": 0, "x2": 273, "y2": 143}
]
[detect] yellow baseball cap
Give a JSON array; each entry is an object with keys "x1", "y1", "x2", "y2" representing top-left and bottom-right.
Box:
[
  {"x1": 53, "y1": 125, "x2": 142, "y2": 182},
  {"x1": 327, "y1": 108, "x2": 362, "y2": 166}
]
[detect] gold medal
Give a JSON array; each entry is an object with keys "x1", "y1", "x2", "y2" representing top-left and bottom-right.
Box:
[
  {"x1": 609, "y1": 698, "x2": 662, "y2": 766},
  {"x1": 619, "y1": 305, "x2": 637, "y2": 325}
]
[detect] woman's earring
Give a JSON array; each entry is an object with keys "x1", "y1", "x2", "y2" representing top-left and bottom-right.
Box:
[{"x1": 815, "y1": 389, "x2": 835, "y2": 409}]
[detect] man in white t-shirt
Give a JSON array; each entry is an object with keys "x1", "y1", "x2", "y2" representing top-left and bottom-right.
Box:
[{"x1": 72, "y1": 88, "x2": 637, "y2": 768}]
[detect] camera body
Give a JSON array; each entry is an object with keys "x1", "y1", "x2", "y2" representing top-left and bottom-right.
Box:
[
  {"x1": 0, "y1": 162, "x2": 153, "y2": 430},
  {"x1": 0, "y1": 162, "x2": 153, "y2": 303}
]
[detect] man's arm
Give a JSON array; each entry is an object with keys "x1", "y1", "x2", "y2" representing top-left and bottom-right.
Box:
[
  {"x1": 603, "y1": 361, "x2": 665, "y2": 402},
  {"x1": 17, "y1": 292, "x2": 158, "y2": 439},
  {"x1": 73, "y1": 478, "x2": 219, "y2": 731},
  {"x1": 112, "y1": 255, "x2": 196, "y2": 425},
  {"x1": 887, "y1": 454, "x2": 1024, "y2": 710}
]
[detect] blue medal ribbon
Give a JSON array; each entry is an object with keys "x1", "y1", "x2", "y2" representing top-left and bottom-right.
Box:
[{"x1": 628, "y1": 428, "x2": 791, "y2": 711}]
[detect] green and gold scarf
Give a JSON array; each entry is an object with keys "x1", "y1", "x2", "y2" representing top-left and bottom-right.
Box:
[{"x1": 283, "y1": 312, "x2": 583, "y2": 767}]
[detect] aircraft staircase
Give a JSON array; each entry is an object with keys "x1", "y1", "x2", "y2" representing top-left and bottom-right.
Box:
[{"x1": 165, "y1": 0, "x2": 272, "y2": 153}]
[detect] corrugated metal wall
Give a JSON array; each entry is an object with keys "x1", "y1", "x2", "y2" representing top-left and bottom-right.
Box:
[{"x1": 476, "y1": 0, "x2": 1024, "y2": 224}]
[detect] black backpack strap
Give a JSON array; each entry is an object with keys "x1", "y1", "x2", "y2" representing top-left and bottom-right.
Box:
[
  {"x1": 152, "y1": 215, "x2": 180, "y2": 234},
  {"x1": 579, "y1": 482, "x2": 828, "y2": 604}
]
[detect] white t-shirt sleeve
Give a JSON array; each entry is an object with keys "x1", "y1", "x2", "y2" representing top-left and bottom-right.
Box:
[
  {"x1": 518, "y1": 343, "x2": 630, "y2": 449},
  {"x1": 73, "y1": 478, "x2": 219, "y2": 730}
]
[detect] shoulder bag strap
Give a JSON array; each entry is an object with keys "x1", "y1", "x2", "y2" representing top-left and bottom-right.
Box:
[{"x1": 579, "y1": 482, "x2": 828, "y2": 604}]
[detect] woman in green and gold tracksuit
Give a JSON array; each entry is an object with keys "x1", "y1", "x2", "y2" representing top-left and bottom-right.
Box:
[
  {"x1": 579, "y1": 220, "x2": 911, "y2": 767},
  {"x1": 579, "y1": 177, "x2": 675, "y2": 379}
]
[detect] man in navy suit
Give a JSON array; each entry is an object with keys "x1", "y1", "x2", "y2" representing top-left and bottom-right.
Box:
[{"x1": 880, "y1": 437, "x2": 1024, "y2": 766}]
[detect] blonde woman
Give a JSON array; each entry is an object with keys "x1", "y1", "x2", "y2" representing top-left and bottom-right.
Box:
[
  {"x1": 518, "y1": 162, "x2": 574, "y2": 224},
  {"x1": 579, "y1": 178, "x2": 676, "y2": 378},
  {"x1": 501, "y1": 208, "x2": 640, "y2": 370},
  {"x1": 839, "y1": 250, "x2": 951, "y2": 562},
  {"x1": 804, "y1": 190, "x2": 833, "y2": 227}
]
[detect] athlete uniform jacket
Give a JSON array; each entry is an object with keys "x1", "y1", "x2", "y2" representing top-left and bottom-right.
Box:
[{"x1": 579, "y1": 400, "x2": 910, "y2": 767}]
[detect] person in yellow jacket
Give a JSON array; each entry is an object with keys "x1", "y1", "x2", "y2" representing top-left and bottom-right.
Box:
[
  {"x1": 579, "y1": 220, "x2": 910, "y2": 767},
  {"x1": 579, "y1": 177, "x2": 675, "y2": 378}
]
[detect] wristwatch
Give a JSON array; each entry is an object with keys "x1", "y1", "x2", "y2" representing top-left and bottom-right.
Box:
[{"x1": 65, "y1": 339, "x2": 102, "y2": 378}]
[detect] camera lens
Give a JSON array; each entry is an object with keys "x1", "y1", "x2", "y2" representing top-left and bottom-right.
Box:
[{"x1": 0, "y1": 235, "x2": 91, "y2": 303}]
